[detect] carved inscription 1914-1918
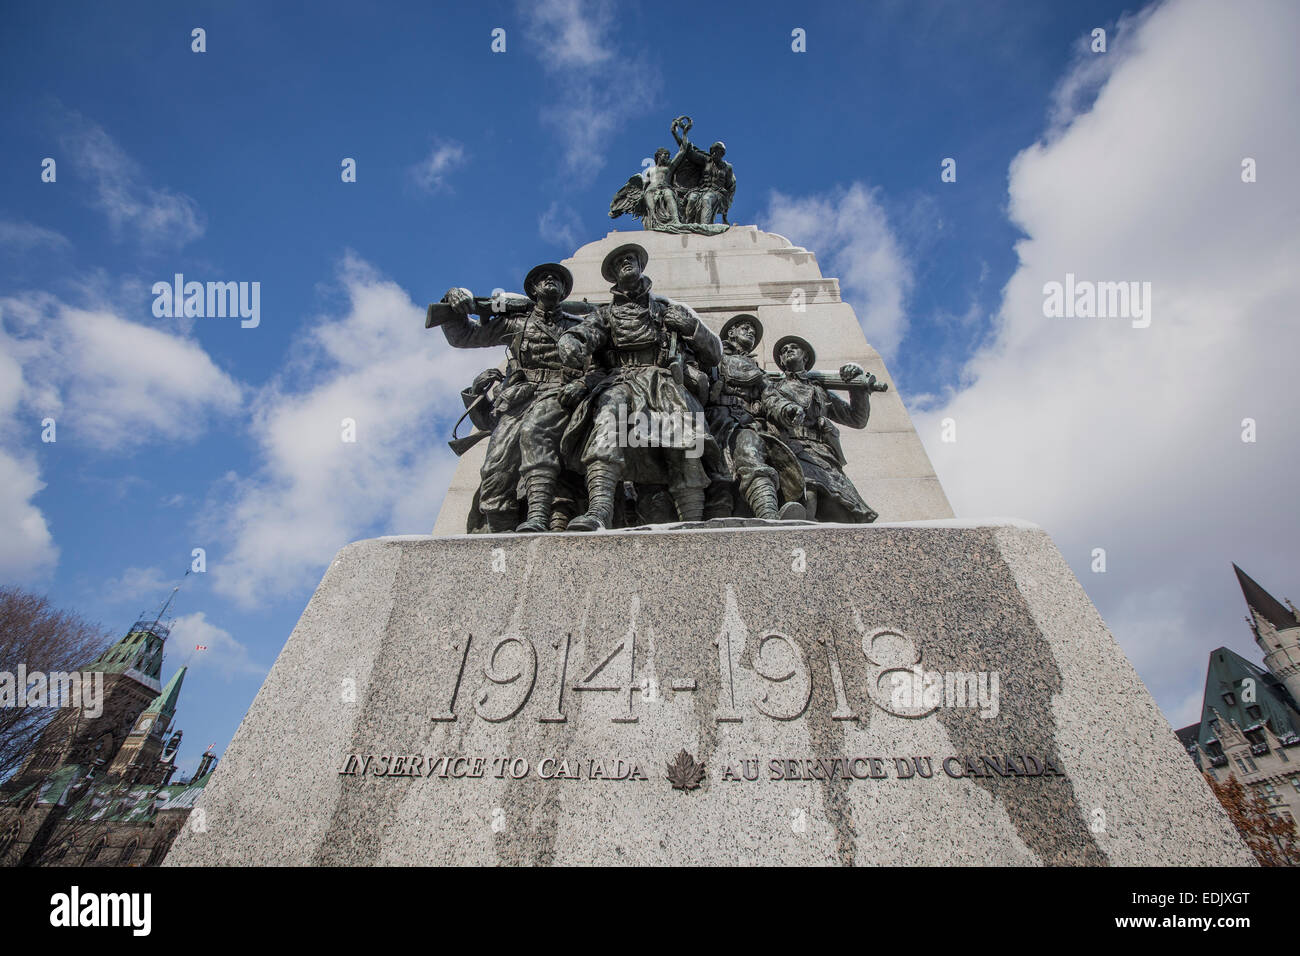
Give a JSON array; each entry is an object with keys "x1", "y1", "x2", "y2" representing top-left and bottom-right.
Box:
[{"x1": 337, "y1": 606, "x2": 1064, "y2": 791}]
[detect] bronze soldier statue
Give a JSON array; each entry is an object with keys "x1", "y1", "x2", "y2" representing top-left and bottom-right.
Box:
[
  {"x1": 439, "y1": 264, "x2": 597, "y2": 533},
  {"x1": 557, "y1": 243, "x2": 723, "y2": 530},
  {"x1": 452, "y1": 366, "x2": 503, "y2": 533},
  {"x1": 706, "y1": 315, "x2": 805, "y2": 520},
  {"x1": 765, "y1": 335, "x2": 879, "y2": 523}
]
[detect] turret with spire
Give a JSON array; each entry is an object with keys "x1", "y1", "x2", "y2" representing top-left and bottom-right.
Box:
[
  {"x1": 107, "y1": 666, "x2": 188, "y2": 785},
  {"x1": 1234, "y1": 564, "x2": 1300, "y2": 705}
]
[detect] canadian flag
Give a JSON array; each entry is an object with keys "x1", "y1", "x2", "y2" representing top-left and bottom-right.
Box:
[{"x1": 195, "y1": 644, "x2": 207, "y2": 650}]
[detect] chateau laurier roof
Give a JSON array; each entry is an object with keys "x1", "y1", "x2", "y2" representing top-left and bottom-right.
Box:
[
  {"x1": 1176, "y1": 566, "x2": 1300, "y2": 768},
  {"x1": 1184, "y1": 646, "x2": 1300, "y2": 749}
]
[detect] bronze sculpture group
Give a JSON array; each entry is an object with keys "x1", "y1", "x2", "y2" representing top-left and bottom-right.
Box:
[
  {"x1": 609, "y1": 116, "x2": 735, "y2": 235},
  {"x1": 430, "y1": 242, "x2": 886, "y2": 534}
]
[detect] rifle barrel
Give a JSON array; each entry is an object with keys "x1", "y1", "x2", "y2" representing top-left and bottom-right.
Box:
[
  {"x1": 426, "y1": 295, "x2": 597, "y2": 329},
  {"x1": 764, "y1": 370, "x2": 888, "y2": 392}
]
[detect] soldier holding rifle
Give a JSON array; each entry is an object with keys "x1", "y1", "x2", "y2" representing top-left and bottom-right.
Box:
[
  {"x1": 763, "y1": 335, "x2": 884, "y2": 523},
  {"x1": 435, "y1": 263, "x2": 597, "y2": 533},
  {"x1": 706, "y1": 314, "x2": 806, "y2": 520}
]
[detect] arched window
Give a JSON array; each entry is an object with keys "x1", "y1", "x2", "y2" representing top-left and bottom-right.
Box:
[
  {"x1": 84, "y1": 835, "x2": 109, "y2": 864},
  {"x1": 146, "y1": 830, "x2": 179, "y2": 866},
  {"x1": 49, "y1": 841, "x2": 71, "y2": 863},
  {"x1": 119, "y1": 838, "x2": 140, "y2": 866},
  {"x1": 0, "y1": 821, "x2": 20, "y2": 859}
]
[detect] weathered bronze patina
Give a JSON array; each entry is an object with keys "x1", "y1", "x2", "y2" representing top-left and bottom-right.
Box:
[{"x1": 609, "y1": 116, "x2": 734, "y2": 234}]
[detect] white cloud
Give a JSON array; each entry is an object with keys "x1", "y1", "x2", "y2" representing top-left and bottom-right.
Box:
[
  {"x1": 210, "y1": 255, "x2": 473, "y2": 607},
  {"x1": 913, "y1": 0, "x2": 1300, "y2": 724},
  {"x1": 1, "y1": 293, "x2": 243, "y2": 450},
  {"x1": 0, "y1": 318, "x2": 56, "y2": 580},
  {"x1": 57, "y1": 110, "x2": 204, "y2": 247},
  {"x1": 102, "y1": 565, "x2": 172, "y2": 603},
  {"x1": 0, "y1": 446, "x2": 56, "y2": 583},
  {"x1": 520, "y1": 0, "x2": 660, "y2": 183},
  {"x1": 762, "y1": 183, "x2": 914, "y2": 361},
  {"x1": 0, "y1": 219, "x2": 70, "y2": 251},
  {"x1": 0, "y1": 291, "x2": 242, "y2": 579},
  {"x1": 411, "y1": 141, "x2": 466, "y2": 193},
  {"x1": 168, "y1": 611, "x2": 262, "y2": 680},
  {"x1": 538, "y1": 200, "x2": 582, "y2": 248},
  {"x1": 526, "y1": 0, "x2": 615, "y2": 67}
]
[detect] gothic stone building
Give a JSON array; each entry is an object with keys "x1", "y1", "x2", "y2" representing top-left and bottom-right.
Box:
[
  {"x1": 0, "y1": 617, "x2": 215, "y2": 866},
  {"x1": 1177, "y1": 565, "x2": 1300, "y2": 828}
]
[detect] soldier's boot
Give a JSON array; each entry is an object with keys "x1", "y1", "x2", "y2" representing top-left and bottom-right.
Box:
[
  {"x1": 516, "y1": 472, "x2": 558, "y2": 533},
  {"x1": 703, "y1": 480, "x2": 733, "y2": 519},
  {"x1": 744, "y1": 476, "x2": 780, "y2": 519},
  {"x1": 673, "y1": 487, "x2": 705, "y2": 522},
  {"x1": 568, "y1": 463, "x2": 619, "y2": 532},
  {"x1": 778, "y1": 500, "x2": 807, "y2": 521},
  {"x1": 484, "y1": 510, "x2": 516, "y2": 533}
]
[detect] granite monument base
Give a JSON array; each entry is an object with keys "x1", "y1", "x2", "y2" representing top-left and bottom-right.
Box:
[{"x1": 167, "y1": 520, "x2": 1252, "y2": 866}]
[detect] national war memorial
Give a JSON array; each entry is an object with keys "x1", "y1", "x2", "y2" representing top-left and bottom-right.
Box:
[{"x1": 167, "y1": 115, "x2": 1252, "y2": 867}]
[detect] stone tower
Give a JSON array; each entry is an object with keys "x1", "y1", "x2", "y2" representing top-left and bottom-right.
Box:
[
  {"x1": 433, "y1": 226, "x2": 952, "y2": 534},
  {"x1": 1235, "y1": 563, "x2": 1300, "y2": 706},
  {"x1": 18, "y1": 616, "x2": 171, "y2": 779},
  {"x1": 107, "y1": 666, "x2": 187, "y2": 785}
]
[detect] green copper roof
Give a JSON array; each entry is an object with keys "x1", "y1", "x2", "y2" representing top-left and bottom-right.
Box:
[
  {"x1": 3, "y1": 764, "x2": 90, "y2": 806},
  {"x1": 144, "y1": 667, "x2": 186, "y2": 719},
  {"x1": 87, "y1": 619, "x2": 168, "y2": 682},
  {"x1": 1194, "y1": 646, "x2": 1300, "y2": 750},
  {"x1": 62, "y1": 771, "x2": 212, "y2": 823}
]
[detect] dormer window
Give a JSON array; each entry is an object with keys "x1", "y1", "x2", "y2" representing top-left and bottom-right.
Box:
[{"x1": 1223, "y1": 692, "x2": 1237, "y2": 706}]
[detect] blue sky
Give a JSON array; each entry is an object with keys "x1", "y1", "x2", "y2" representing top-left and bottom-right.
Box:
[{"x1": 2, "y1": 0, "x2": 1298, "y2": 776}]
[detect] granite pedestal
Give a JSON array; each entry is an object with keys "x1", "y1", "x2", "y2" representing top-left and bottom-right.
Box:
[{"x1": 167, "y1": 520, "x2": 1251, "y2": 866}]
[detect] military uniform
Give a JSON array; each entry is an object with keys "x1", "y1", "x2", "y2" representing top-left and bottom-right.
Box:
[
  {"x1": 442, "y1": 265, "x2": 596, "y2": 532},
  {"x1": 559, "y1": 245, "x2": 723, "y2": 528},
  {"x1": 706, "y1": 317, "x2": 804, "y2": 518},
  {"x1": 766, "y1": 336, "x2": 878, "y2": 523}
]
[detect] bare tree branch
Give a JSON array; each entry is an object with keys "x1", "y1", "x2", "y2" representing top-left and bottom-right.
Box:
[{"x1": 0, "y1": 587, "x2": 116, "y2": 782}]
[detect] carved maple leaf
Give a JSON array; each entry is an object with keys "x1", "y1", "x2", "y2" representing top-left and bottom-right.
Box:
[{"x1": 666, "y1": 749, "x2": 705, "y2": 791}]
